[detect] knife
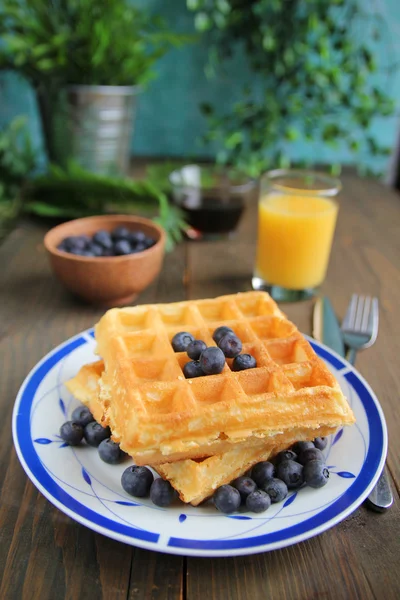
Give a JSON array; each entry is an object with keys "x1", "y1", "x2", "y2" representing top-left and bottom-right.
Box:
[{"x1": 313, "y1": 296, "x2": 345, "y2": 358}]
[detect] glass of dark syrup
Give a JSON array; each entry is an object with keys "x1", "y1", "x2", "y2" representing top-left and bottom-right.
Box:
[{"x1": 169, "y1": 165, "x2": 257, "y2": 240}]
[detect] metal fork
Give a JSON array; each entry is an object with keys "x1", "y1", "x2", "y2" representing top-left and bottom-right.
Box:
[
  {"x1": 341, "y1": 294, "x2": 393, "y2": 512},
  {"x1": 341, "y1": 294, "x2": 379, "y2": 365}
]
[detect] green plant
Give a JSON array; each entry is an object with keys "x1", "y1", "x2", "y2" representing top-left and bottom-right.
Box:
[
  {"x1": 188, "y1": 0, "x2": 396, "y2": 176},
  {"x1": 0, "y1": 116, "x2": 36, "y2": 201},
  {"x1": 0, "y1": 0, "x2": 187, "y2": 88},
  {"x1": 0, "y1": 116, "x2": 36, "y2": 239},
  {"x1": 25, "y1": 161, "x2": 187, "y2": 251}
]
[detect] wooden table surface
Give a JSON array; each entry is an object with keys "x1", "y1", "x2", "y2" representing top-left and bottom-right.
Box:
[{"x1": 0, "y1": 173, "x2": 399, "y2": 599}]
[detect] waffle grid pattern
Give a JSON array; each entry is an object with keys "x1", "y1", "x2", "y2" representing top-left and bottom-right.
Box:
[{"x1": 96, "y1": 292, "x2": 338, "y2": 420}]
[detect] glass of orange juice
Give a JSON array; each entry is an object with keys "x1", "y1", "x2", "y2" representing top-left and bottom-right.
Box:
[{"x1": 252, "y1": 169, "x2": 341, "y2": 302}]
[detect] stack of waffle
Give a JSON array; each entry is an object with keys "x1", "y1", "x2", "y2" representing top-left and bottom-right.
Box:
[{"x1": 66, "y1": 291, "x2": 355, "y2": 505}]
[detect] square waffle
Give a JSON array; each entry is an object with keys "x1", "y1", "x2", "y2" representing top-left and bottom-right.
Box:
[
  {"x1": 94, "y1": 292, "x2": 355, "y2": 465},
  {"x1": 66, "y1": 361, "x2": 339, "y2": 504}
]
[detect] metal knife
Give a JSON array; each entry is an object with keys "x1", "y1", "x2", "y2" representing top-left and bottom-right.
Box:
[
  {"x1": 313, "y1": 296, "x2": 345, "y2": 358},
  {"x1": 313, "y1": 296, "x2": 393, "y2": 512}
]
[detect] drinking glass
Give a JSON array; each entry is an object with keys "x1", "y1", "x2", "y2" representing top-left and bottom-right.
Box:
[
  {"x1": 169, "y1": 165, "x2": 257, "y2": 240},
  {"x1": 252, "y1": 169, "x2": 341, "y2": 302}
]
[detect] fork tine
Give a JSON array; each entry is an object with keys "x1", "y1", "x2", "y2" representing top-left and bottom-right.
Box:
[
  {"x1": 342, "y1": 293, "x2": 358, "y2": 330},
  {"x1": 354, "y1": 295, "x2": 365, "y2": 332},
  {"x1": 368, "y1": 297, "x2": 379, "y2": 346},
  {"x1": 361, "y1": 296, "x2": 372, "y2": 333}
]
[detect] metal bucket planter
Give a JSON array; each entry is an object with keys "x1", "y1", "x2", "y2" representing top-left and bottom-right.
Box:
[{"x1": 37, "y1": 85, "x2": 140, "y2": 175}]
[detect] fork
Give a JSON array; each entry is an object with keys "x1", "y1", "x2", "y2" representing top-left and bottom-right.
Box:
[
  {"x1": 341, "y1": 294, "x2": 393, "y2": 512},
  {"x1": 341, "y1": 294, "x2": 379, "y2": 365}
]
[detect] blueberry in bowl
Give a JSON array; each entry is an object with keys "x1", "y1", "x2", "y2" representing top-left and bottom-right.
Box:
[{"x1": 44, "y1": 215, "x2": 166, "y2": 306}]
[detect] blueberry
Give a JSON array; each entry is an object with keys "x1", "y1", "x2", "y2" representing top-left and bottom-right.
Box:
[
  {"x1": 298, "y1": 447, "x2": 325, "y2": 465},
  {"x1": 187, "y1": 339, "x2": 207, "y2": 360},
  {"x1": 277, "y1": 460, "x2": 304, "y2": 489},
  {"x1": 64, "y1": 235, "x2": 89, "y2": 251},
  {"x1": 143, "y1": 237, "x2": 156, "y2": 249},
  {"x1": 84, "y1": 421, "x2": 111, "y2": 447},
  {"x1": 121, "y1": 465, "x2": 154, "y2": 497},
  {"x1": 150, "y1": 478, "x2": 177, "y2": 507},
  {"x1": 304, "y1": 460, "x2": 330, "y2": 488},
  {"x1": 69, "y1": 248, "x2": 86, "y2": 256},
  {"x1": 183, "y1": 360, "x2": 204, "y2": 379},
  {"x1": 232, "y1": 476, "x2": 257, "y2": 501},
  {"x1": 218, "y1": 334, "x2": 242, "y2": 358},
  {"x1": 199, "y1": 347, "x2": 225, "y2": 375},
  {"x1": 250, "y1": 461, "x2": 275, "y2": 487},
  {"x1": 292, "y1": 441, "x2": 314, "y2": 455},
  {"x1": 313, "y1": 436, "x2": 328, "y2": 450},
  {"x1": 57, "y1": 241, "x2": 68, "y2": 252},
  {"x1": 81, "y1": 251, "x2": 96, "y2": 257},
  {"x1": 232, "y1": 354, "x2": 257, "y2": 371},
  {"x1": 88, "y1": 243, "x2": 105, "y2": 257},
  {"x1": 98, "y1": 438, "x2": 126, "y2": 464},
  {"x1": 275, "y1": 449, "x2": 298, "y2": 465},
  {"x1": 261, "y1": 478, "x2": 288, "y2": 503},
  {"x1": 93, "y1": 230, "x2": 113, "y2": 249},
  {"x1": 114, "y1": 240, "x2": 132, "y2": 255},
  {"x1": 213, "y1": 485, "x2": 241, "y2": 514},
  {"x1": 59, "y1": 421, "x2": 83, "y2": 445},
  {"x1": 71, "y1": 405, "x2": 94, "y2": 427},
  {"x1": 212, "y1": 326, "x2": 234, "y2": 344},
  {"x1": 246, "y1": 490, "x2": 271, "y2": 513},
  {"x1": 112, "y1": 226, "x2": 131, "y2": 240},
  {"x1": 171, "y1": 331, "x2": 195, "y2": 352},
  {"x1": 131, "y1": 243, "x2": 146, "y2": 253},
  {"x1": 129, "y1": 230, "x2": 147, "y2": 245}
]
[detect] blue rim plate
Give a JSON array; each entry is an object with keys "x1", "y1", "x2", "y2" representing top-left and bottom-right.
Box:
[{"x1": 12, "y1": 329, "x2": 387, "y2": 557}]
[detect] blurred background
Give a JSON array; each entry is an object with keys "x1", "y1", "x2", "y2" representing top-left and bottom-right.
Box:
[{"x1": 1, "y1": 0, "x2": 400, "y2": 246}]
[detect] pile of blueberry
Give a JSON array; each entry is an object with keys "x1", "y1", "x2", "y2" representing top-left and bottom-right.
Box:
[
  {"x1": 171, "y1": 325, "x2": 257, "y2": 378},
  {"x1": 59, "y1": 405, "x2": 177, "y2": 507},
  {"x1": 213, "y1": 437, "x2": 329, "y2": 514},
  {"x1": 121, "y1": 466, "x2": 176, "y2": 508},
  {"x1": 59, "y1": 406, "x2": 127, "y2": 464},
  {"x1": 57, "y1": 226, "x2": 156, "y2": 257},
  {"x1": 60, "y1": 403, "x2": 329, "y2": 513}
]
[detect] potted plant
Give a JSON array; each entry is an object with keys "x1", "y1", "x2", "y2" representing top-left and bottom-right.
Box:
[
  {"x1": 0, "y1": 117, "x2": 36, "y2": 242},
  {"x1": 0, "y1": 0, "x2": 187, "y2": 175},
  {"x1": 187, "y1": 0, "x2": 396, "y2": 177}
]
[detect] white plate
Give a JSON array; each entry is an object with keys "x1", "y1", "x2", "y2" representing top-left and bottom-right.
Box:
[{"x1": 12, "y1": 329, "x2": 387, "y2": 557}]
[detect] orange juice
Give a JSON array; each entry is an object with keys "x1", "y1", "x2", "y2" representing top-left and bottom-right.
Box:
[{"x1": 256, "y1": 194, "x2": 338, "y2": 289}]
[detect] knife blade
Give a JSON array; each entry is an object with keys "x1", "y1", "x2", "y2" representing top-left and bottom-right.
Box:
[{"x1": 313, "y1": 296, "x2": 345, "y2": 357}]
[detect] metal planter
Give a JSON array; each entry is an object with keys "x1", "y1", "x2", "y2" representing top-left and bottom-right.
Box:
[{"x1": 38, "y1": 85, "x2": 140, "y2": 175}]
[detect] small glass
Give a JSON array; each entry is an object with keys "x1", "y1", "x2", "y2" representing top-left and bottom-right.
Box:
[
  {"x1": 252, "y1": 169, "x2": 341, "y2": 302},
  {"x1": 169, "y1": 164, "x2": 257, "y2": 240}
]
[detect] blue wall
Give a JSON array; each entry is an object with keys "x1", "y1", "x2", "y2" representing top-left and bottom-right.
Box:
[{"x1": 1, "y1": 0, "x2": 400, "y2": 171}]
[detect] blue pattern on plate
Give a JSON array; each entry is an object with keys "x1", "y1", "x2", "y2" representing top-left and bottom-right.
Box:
[
  {"x1": 283, "y1": 493, "x2": 297, "y2": 508},
  {"x1": 12, "y1": 330, "x2": 386, "y2": 555},
  {"x1": 335, "y1": 472, "x2": 356, "y2": 479},
  {"x1": 332, "y1": 428, "x2": 344, "y2": 445},
  {"x1": 59, "y1": 397, "x2": 67, "y2": 417}
]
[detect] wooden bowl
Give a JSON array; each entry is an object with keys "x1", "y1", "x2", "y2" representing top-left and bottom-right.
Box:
[{"x1": 44, "y1": 215, "x2": 166, "y2": 306}]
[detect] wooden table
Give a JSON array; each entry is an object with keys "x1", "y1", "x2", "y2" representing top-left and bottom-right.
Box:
[{"x1": 0, "y1": 173, "x2": 399, "y2": 599}]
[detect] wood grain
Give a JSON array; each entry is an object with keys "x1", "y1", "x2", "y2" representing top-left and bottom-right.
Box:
[
  {"x1": 0, "y1": 223, "x2": 185, "y2": 600},
  {"x1": 0, "y1": 173, "x2": 399, "y2": 599}
]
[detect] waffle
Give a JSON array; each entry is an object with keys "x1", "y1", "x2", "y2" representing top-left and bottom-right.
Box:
[
  {"x1": 66, "y1": 361, "x2": 338, "y2": 504},
  {"x1": 94, "y1": 292, "x2": 355, "y2": 465}
]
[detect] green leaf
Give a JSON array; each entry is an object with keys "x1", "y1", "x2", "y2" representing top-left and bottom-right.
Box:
[
  {"x1": 225, "y1": 131, "x2": 243, "y2": 149},
  {"x1": 195, "y1": 12, "x2": 212, "y2": 32}
]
